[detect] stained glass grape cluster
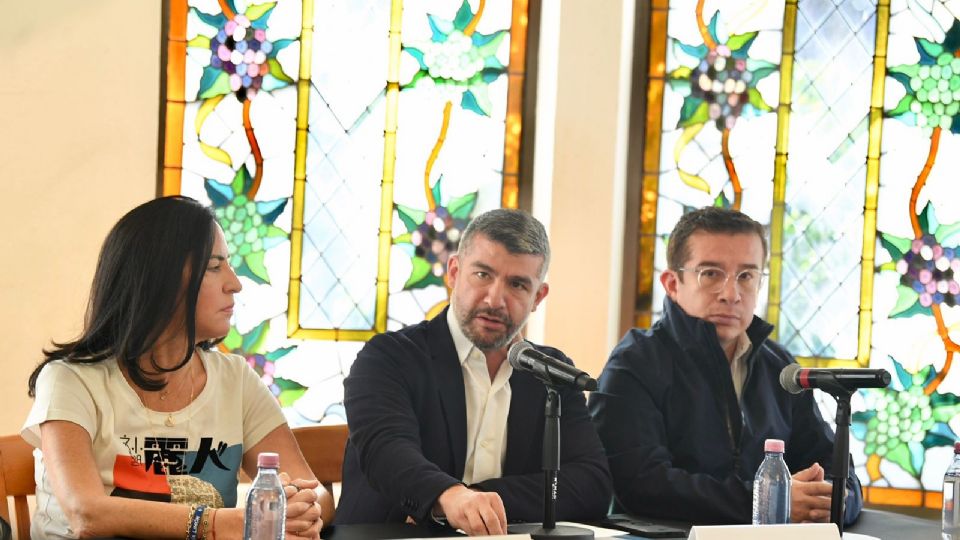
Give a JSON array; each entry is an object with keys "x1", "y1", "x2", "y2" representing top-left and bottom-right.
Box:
[
  {"x1": 895, "y1": 234, "x2": 960, "y2": 308},
  {"x1": 862, "y1": 383, "x2": 934, "y2": 457},
  {"x1": 402, "y1": 0, "x2": 507, "y2": 117},
  {"x1": 209, "y1": 14, "x2": 273, "y2": 100},
  {"x1": 906, "y1": 53, "x2": 960, "y2": 134},
  {"x1": 215, "y1": 194, "x2": 269, "y2": 270},
  {"x1": 690, "y1": 46, "x2": 751, "y2": 130},
  {"x1": 411, "y1": 207, "x2": 464, "y2": 278},
  {"x1": 246, "y1": 353, "x2": 281, "y2": 396},
  {"x1": 420, "y1": 30, "x2": 483, "y2": 83}
]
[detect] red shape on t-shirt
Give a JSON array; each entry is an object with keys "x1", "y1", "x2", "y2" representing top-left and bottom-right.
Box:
[{"x1": 112, "y1": 455, "x2": 172, "y2": 494}]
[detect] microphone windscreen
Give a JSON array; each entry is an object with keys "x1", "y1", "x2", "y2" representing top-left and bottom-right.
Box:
[
  {"x1": 507, "y1": 340, "x2": 533, "y2": 370},
  {"x1": 779, "y1": 363, "x2": 803, "y2": 394}
]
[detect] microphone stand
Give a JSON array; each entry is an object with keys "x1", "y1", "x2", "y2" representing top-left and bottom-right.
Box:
[
  {"x1": 829, "y1": 391, "x2": 852, "y2": 536},
  {"x1": 511, "y1": 385, "x2": 593, "y2": 540},
  {"x1": 819, "y1": 381, "x2": 853, "y2": 536}
]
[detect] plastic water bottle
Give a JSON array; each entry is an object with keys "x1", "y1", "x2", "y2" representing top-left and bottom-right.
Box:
[
  {"x1": 752, "y1": 439, "x2": 791, "y2": 525},
  {"x1": 244, "y1": 452, "x2": 286, "y2": 540},
  {"x1": 944, "y1": 442, "x2": 960, "y2": 539}
]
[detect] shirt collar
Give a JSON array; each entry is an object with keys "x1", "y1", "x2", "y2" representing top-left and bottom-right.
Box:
[
  {"x1": 447, "y1": 305, "x2": 477, "y2": 366},
  {"x1": 731, "y1": 331, "x2": 753, "y2": 365}
]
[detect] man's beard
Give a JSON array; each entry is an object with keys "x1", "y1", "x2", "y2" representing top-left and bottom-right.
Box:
[{"x1": 458, "y1": 306, "x2": 519, "y2": 351}]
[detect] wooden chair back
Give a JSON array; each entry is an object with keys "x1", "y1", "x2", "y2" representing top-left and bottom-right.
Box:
[
  {"x1": 292, "y1": 424, "x2": 348, "y2": 494},
  {"x1": 0, "y1": 434, "x2": 35, "y2": 540}
]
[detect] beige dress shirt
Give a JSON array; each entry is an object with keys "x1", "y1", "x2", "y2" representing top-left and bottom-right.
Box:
[
  {"x1": 729, "y1": 332, "x2": 753, "y2": 401},
  {"x1": 447, "y1": 308, "x2": 512, "y2": 485}
]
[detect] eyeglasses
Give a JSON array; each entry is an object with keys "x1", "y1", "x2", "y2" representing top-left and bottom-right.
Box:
[{"x1": 676, "y1": 266, "x2": 767, "y2": 294}]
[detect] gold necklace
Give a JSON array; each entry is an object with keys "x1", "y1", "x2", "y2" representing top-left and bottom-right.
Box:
[
  {"x1": 135, "y1": 356, "x2": 197, "y2": 428},
  {"x1": 158, "y1": 352, "x2": 195, "y2": 401},
  {"x1": 163, "y1": 372, "x2": 195, "y2": 427}
]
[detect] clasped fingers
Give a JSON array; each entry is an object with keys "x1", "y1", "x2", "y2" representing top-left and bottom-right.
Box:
[
  {"x1": 286, "y1": 492, "x2": 321, "y2": 518},
  {"x1": 791, "y1": 480, "x2": 832, "y2": 523},
  {"x1": 285, "y1": 485, "x2": 319, "y2": 504},
  {"x1": 285, "y1": 501, "x2": 323, "y2": 539},
  {"x1": 284, "y1": 478, "x2": 321, "y2": 503}
]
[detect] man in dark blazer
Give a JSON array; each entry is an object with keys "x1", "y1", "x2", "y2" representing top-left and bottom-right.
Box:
[
  {"x1": 337, "y1": 209, "x2": 612, "y2": 535},
  {"x1": 588, "y1": 207, "x2": 862, "y2": 525}
]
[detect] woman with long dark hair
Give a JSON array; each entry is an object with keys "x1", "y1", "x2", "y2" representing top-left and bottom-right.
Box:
[{"x1": 22, "y1": 196, "x2": 332, "y2": 539}]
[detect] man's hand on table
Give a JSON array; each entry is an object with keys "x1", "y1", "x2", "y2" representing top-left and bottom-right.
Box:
[{"x1": 434, "y1": 484, "x2": 508, "y2": 536}]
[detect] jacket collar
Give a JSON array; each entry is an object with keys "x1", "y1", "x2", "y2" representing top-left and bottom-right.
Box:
[
  {"x1": 660, "y1": 296, "x2": 775, "y2": 452},
  {"x1": 503, "y1": 357, "x2": 542, "y2": 476},
  {"x1": 660, "y1": 296, "x2": 774, "y2": 360},
  {"x1": 426, "y1": 308, "x2": 468, "y2": 478}
]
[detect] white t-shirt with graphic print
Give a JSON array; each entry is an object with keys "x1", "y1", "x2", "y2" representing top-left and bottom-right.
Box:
[{"x1": 22, "y1": 348, "x2": 287, "y2": 539}]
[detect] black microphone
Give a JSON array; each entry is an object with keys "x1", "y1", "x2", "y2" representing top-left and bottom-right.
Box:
[
  {"x1": 508, "y1": 341, "x2": 598, "y2": 391},
  {"x1": 779, "y1": 363, "x2": 891, "y2": 395}
]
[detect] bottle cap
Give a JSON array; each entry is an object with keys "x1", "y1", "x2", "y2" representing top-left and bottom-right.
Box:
[
  {"x1": 764, "y1": 439, "x2": 785, "y2": 453},
  {"x1": 257, "y1": 452, "x2": 280, "y2": 468}
]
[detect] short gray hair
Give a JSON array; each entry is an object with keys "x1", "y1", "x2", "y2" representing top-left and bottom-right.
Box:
[{"x1": 458, "y1": 208, "x2": 551, "y2": 277}]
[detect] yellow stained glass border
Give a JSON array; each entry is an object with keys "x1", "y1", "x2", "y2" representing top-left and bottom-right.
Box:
[
  {"x1": 864, "y1": 485, "x2": 942, "y2": 509},
  {"x1": 501, "y1": 0, "x2": 528, "y2": 210},
  {"x1": 635, "y1": 0, "x2": 669, "y2": 330},
  {"x1": 161, "y1": 0, "x2": 188, "y2": 195},
  {"x1": 854, "y1": 0, "x2": 891, "y2": 368},
  {"x1": 284, "y1": 0, "x2": 390, "y2": 341},
  {"x1": 765, "y1": 0, "x2": 796, "y2": 343},
  {"x1": 784, "y1": 0, "x2": 889, "y2": 369},
  {"x1": 286, "y1": 0, "x2": 393, "y2": 341}
]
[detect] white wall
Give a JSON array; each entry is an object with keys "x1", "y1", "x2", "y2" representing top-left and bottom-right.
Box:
[
  {"x1": 0, "y1": 1, "x2": 160, "y2": 434},
  {"x1": 537, "y1": 0, "x2": 634, "y2": 377}
]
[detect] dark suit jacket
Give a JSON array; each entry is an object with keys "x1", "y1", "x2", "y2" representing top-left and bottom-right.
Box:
[{"x1": 336, "y1": 309, "x2": 612, "y2": 524}]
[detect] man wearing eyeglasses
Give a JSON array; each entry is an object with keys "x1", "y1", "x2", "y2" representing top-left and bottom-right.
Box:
[{"x1": 588, "y1": 206, "x2": 862, "y2": 526}]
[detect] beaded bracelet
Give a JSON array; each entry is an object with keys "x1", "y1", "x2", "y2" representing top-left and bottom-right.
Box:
[
  {"x1": 196, "y1": 506, "x2": 212, "y2": 540},
  {"x1": 186, "y1": 504, "x2": 206, "y2": 540},
  {"x1": 199, "y1": 506, "x2": 208, "y2": 540}
]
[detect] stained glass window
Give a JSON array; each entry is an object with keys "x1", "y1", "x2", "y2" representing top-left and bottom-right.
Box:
[
  {"x1": 639, "y1": 0, "x2": 960, "y2": 508},
  {"x1": 160, "y1": 0, "x2": 531, "y2": 425}
]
